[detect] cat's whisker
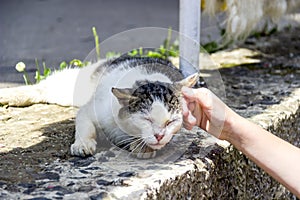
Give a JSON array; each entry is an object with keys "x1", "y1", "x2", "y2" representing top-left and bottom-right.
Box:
[
  {"x1": 136, "y1": 140, "x2": 156, "y2": 159},
  {"x1": 111, "y1": 134, "x2": 139, "y2": 146},
  {"x1": 114, "y1": 136, "x2": 139, "y2": 146},
  {"x1": 129, "y1": 138, "x2": 145, "y2": 149},
  {"x1": 127, "y1": 139, "x2": 146, "y2": 158},
  {"x1": 115, "y1": 140, "x2": 137, "y2": 151},
  {"x1": 118, "y1": 137, "x2": 144, "y2": 152},
  {"x1": 136, "y1": 141, "x2": 147, "y2": 154},
  {"x1": 115, "y1": 136, "x2": 142, "y2": 146}
]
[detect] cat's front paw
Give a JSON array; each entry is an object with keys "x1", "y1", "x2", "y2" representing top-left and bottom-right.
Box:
[{"x1": 70, "y1": 139, "x2": 97, "y2": 157}]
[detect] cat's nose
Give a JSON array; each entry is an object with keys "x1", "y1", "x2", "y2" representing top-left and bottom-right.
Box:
[{"x1": 154, "y1": 134, "x2": 164, "y2": 142}]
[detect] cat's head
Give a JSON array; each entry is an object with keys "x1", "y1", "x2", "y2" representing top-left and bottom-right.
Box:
[{"x1": 111, "y1": 73, "x2": 198, "y2": 151}]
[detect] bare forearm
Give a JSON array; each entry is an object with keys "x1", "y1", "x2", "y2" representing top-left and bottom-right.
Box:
[
  {"x1": 223, "y1": 114, "x2": 300, "y2": 197},
  {"x1": 181, "y1": 87, "x2": 300, "y2": 196}
]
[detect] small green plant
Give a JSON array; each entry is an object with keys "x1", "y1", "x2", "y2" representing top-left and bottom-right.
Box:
[
  {"x1": 252, "y1": 26, "x2": 278, "y2": 38},
  {"x1": 16, "y1": 27, "x2": 100, "y2": 85},
  {"x1": 16, "y1": 58, "x2": 88, "y2": 85},
  {"x1": 15, "y1": 62, "x2": 31, "y2": 85},
  {"x1": 202, "y1": 41, "x2": 219, "y2": 53},
  {"x1": 92, "y1": 26, "x2": 100, "y2": 60},
  {"x1": 127, "y1": 27, "x2": 179, "y2": 60},
  {"x1": 16, "y1": 26, "x2": 225, "y2": 85},
  {"x1": 34, "y1": 59, "x2": 51, "y2": 83},
  {"x1": 106, "y1": 51, "x2": 121, "y2": 59}
]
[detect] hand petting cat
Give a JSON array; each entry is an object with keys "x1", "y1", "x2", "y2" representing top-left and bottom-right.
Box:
[
  {"x1": 181, "y1": 86, "x2": 231, "y2": 140},
  {"x1": 181, "y1": 86, "x2": 300, "y2": 198}
]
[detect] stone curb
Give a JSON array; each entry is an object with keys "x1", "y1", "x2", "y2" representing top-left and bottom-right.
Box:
[{"x1": 0, "y1": 57, "x2": 299, "y2": 199}]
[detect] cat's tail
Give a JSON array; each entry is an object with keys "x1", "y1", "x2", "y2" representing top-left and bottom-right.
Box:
[
  {"x1": 0, "y1": 63, "x2": 99, "y2": 107},
  {"x1": 0, "y1": 84, "x2": 48, "y2": 107}
]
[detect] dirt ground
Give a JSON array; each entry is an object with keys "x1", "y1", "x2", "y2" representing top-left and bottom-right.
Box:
[{"x1": 0, "y1": 27, "x2": 300, "y2": 190}]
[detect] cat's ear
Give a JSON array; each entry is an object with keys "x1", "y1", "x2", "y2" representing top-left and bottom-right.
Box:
[
  {"x1": 175, "y1": 73, "x2": 199, "y2": 89},
  {"x1": 111, "y1": 87, "x2": 137, "y2": 106}
]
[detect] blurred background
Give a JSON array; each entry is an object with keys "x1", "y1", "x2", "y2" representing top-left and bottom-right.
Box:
[
  {"x1": 0, "y1": 0, "x2": 180, "y2": 84},
  {"x1": 1, "y1": 0, "x2": 299, "y2": 85},
  {"x1": 0, "y1": 0, "x2": 224, "y2": 85}
]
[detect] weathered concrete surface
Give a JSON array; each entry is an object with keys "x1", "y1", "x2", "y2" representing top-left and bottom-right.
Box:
[{"x1": 0, "y1": 27, "x2": 300, "y2": 199}]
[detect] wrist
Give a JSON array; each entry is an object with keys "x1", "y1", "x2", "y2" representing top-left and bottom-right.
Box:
[{"x1": 219, "y1": 109, "x2": 243, "y2": 143}]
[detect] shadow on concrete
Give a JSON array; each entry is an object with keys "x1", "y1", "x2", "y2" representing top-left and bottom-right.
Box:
[{"x1": 0, "y1": 118, "x2": 75, "y2": 188}]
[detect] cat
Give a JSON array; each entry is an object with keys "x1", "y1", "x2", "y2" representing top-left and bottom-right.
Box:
[{"x1": 0, "y1": 56, "x2": 198, "y2": 158}]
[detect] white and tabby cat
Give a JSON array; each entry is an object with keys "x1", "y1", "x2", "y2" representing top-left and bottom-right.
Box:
[{"x1": 0, "y1": 56, "x2": 198, "y2": 158}]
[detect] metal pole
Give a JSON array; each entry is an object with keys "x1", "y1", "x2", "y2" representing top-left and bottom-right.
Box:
[{"x1": 179, "y1": 0, "x2": 201, "y2": 77}]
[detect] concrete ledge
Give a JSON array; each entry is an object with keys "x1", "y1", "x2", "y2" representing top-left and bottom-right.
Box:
[{"x1": 1, "y1": 56, "x2": 299, "y2": 199}]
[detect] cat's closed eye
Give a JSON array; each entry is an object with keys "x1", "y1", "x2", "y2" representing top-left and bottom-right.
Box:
[
  {"x1": 165, "y1": 120, "x2": 173, "y2": 127},
  {"x1": 143, "y1": 117, "x2": 153, "y2": 123},
  {"x1": 165, "y1": 119, "x2": 179, "y2": 127}
]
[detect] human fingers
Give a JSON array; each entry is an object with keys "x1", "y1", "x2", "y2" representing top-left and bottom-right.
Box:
[
  {"x1": 183, "y1": 113, "x2": 197, "y2": 130},
  {"x1": 188, "y1": 101, "x2": 195, "y2": 111},
  {"x1": 182, "y1": 99, "x2": 197, "y2": 129},
  {"x1": 182, "y1": 86, "x2": 212, "y2": 109},
  {"x1": 181, "y1": 86, "x2": 197, "y2": 102},
  {"x1": 182, "y1": 98, "x2": 189, "y2": 117}
]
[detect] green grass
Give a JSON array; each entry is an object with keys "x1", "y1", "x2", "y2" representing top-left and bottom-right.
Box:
[
  {"x1": 16, "y1": 27, "x2": 99, "y2": 85},
  {"x1": 16, "y1": 58, "x2": 89, "y2": 85},
  {"x1": 16, "y1": 27, "x2": 225, "y2": 85},
  {"x1": 107, "y1": 27, "x2": 179, "y2": 60}
]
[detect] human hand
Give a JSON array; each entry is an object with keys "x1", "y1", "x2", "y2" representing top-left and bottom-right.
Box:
[
  {"x1": 182, "y1": 88, "x2": 300, "y2": 197},
  {"x1": 181, "y1": 87, "x2": 233, "y2": 139}
]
